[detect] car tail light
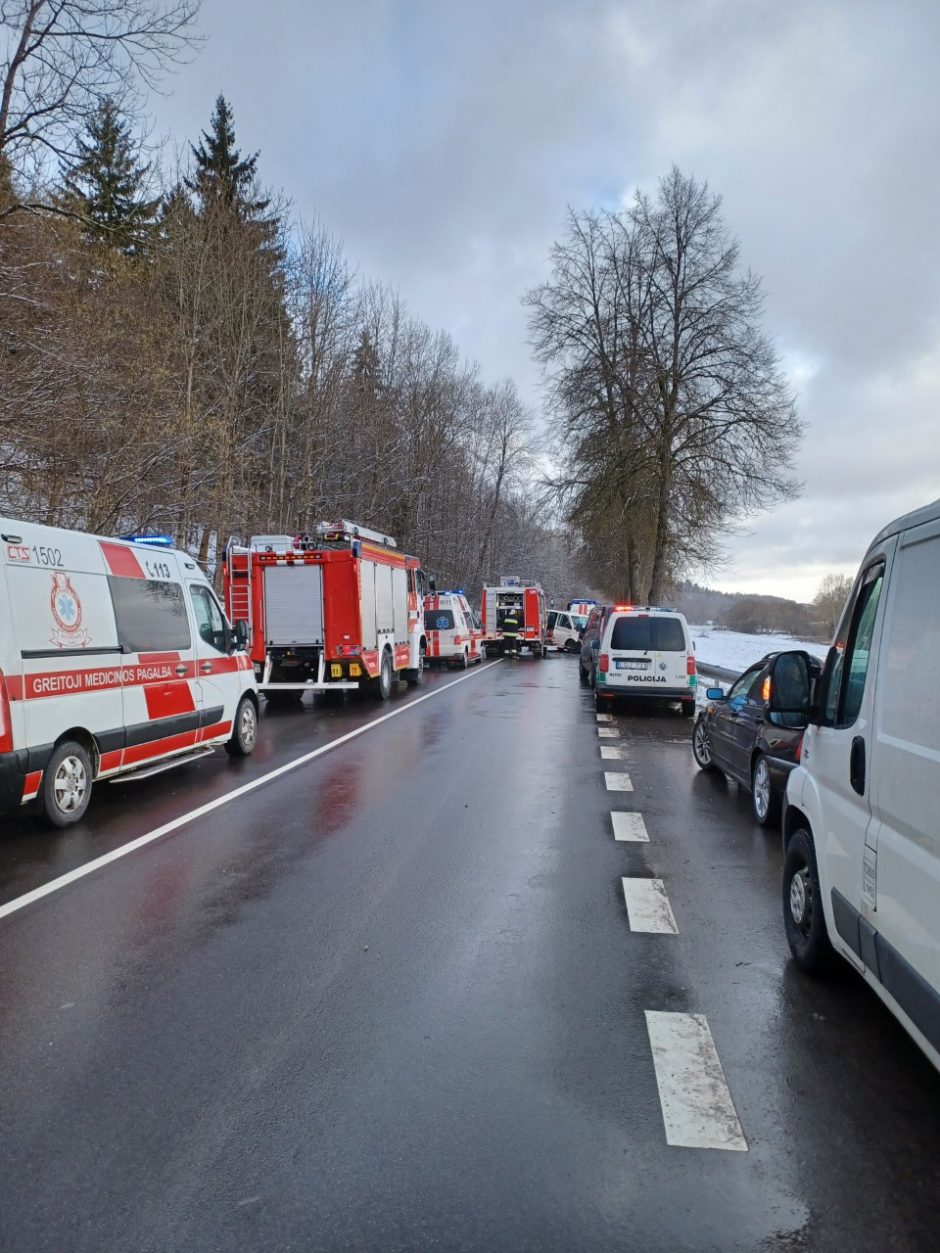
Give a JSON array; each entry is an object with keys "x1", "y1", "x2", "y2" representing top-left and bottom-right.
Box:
[
  {"x1": 0, "y1": 671, "x2": 13, "y2": 754},
  {"x1": 795, "y1": 733, "x2": 803, "y2": 763},
  {"x1": 599, "y1": 653, "x2": 610, "y2": 673},
  {"x1": 687, "y1": 654, "x2": 696, "y2": 676}
]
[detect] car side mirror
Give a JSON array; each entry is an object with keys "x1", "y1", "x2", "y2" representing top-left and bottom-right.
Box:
[
  {"x1": 766, "y1": 651, "x2": 815, "y2": 722},
  {"x1": 705, "y1": 687, "x2": 725, "y2": 701},
  {"x1": 234, "y1": 619, "x2": 249, "y2": 651}
]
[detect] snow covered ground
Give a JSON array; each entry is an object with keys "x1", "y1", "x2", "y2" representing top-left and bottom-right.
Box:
[{"x1": 690, "y1": 626, "x2": 827, "y2": 676}]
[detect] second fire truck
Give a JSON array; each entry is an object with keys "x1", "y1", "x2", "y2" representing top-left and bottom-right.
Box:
[
  {"x1": 223, "y1": 521, "x2": 431, "y2": 704},
  {"x1": 481, "y1": 576, "x2": 548, "y2": 658}
]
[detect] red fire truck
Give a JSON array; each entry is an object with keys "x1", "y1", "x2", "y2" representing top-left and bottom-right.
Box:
[
  {"x1": 223, "y1": 521, "x2": 431, "y2": 704},
  {"x1": 481, "y1": 576, "x2": 548, "y2": 658}
]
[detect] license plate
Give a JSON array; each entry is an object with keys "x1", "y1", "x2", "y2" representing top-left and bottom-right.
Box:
[
  {"x1": 330, "y1": 663, "x2": 343, "y2": 678},
  {"x1": 617, "y1": 659, "x2": 650, "y2": 670}
]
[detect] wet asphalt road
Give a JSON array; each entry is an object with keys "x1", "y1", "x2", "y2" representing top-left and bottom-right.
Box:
[{"x1": 1, "y1": 656, "x2": 938, "y2": 1253}]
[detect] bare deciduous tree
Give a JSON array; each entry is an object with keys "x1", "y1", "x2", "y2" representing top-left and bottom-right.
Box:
[
  {"x1": 527, "y1": 168, "x2": 803, "y2": 602},
  {"x1": 0, "y1": 0, "x2": 200, "y2": 183}
]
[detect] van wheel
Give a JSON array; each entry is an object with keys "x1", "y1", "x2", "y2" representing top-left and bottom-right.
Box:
[
  {"x1": 680, "y1": 700, "x2": 695, "y2": 718},
  {"x1": 783, "y1": 828, "x2": 833, "y2": 973},
  {"x1": 40, "y1": 741, "x2": 93, "y2": 827},
  {"x1": 579, "y1": 661, "x2": 588, "y2": 685},
  {"x1": 751, "y1": 754, "x2": 779, "y2": 826},
  {"x1": 226, "y1": 696, "x2": 258, "y2": 756},
  {"x1": 372, "y1": 650, "x2": 393, "y2": 700}
]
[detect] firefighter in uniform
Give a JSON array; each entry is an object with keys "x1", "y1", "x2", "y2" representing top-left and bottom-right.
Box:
[{"x1": 502, "y1": 607, "x2": 521, "y2": 657}]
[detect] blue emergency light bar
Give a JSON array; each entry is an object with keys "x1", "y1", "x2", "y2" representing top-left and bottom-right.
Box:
[{"x1": 119, "y1": 533, "x2": 174, "y2": 548}]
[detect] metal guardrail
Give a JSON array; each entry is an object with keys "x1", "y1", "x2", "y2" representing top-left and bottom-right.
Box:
[{"x1": 696, "y1": 662, "x2": 739, "y2": 685}]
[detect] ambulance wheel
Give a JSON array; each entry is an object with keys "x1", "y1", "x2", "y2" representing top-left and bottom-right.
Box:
[
  {"x1": 372, "y1": 650, "x2": 393, "y2": 700},
  {"x1": 226, "y1": 695, "x2": 258, "y2": 756},
  {"x1": 40, "y1": 740, "x2": 93, "y2": 827}
]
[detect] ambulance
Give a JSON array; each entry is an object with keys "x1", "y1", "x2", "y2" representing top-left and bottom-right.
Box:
[
  {"x1": 223, "y1": 520, "x2": 431, "y2": 703},
  {"x1": 0, "y1": 517, "x2": 258, "y2": 827},
  {"x1": 423, "y1": 592, "x2": 485, "y2": 667},
  {"x1": 481, "y1": 576, "x2": 548, "y2": 658}
]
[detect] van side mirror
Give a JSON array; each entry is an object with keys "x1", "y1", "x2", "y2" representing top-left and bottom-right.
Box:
[
  {"x1": 234, "y1": 619, "x2": 249, "y2": 651},
  {"x1": 428, "y1": 574, "x2": 437, "y2": 592}
]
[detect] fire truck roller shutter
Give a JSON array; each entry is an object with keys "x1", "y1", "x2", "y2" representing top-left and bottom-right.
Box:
[
  {"x1": 359, "y1": 563, "x2": 378, "y2": 650},
  {"x1": 374, "y1": 562, "x2": 394, "y2": 635},
  {"x1": 263, "y1": 565, "x2": 324, "y2": 645},
  {"x1": 392, "y1": 567, "x2": 408, "y2": 641}
]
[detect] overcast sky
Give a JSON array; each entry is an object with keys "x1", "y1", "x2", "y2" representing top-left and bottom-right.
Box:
[{"x1": 149, "y1": 0, "x2": 940, "y2": 602}]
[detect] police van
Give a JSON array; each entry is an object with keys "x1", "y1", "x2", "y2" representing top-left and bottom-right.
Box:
[
  {"x1": 0, "y1": 517, "x2": 259, "y2": 827},
  {"x1": 423, "y1": 592, "x2": 484, "y2": 667},
  {"x1": 589, "y1": 606, "x2": 697, "y2": 716}
]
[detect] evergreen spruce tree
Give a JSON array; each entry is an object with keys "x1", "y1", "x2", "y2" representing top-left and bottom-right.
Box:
[
  {"x1": 186, "y1": 95, "x2": 271, "y2": 222},
  {"x1": 60, "y1": 99, "x2": 159, "y2": 255}
]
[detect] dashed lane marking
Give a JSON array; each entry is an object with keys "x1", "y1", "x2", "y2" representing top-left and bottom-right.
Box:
[
  {"x1": 611, "y1": 812, "x2": 649, "y2": 842},
  {"x1": 645, "y1": 1011, "x2": 748, "y2": 1151},
  {"x1": 0, "y1": 662, "x2": 502, "y2": 924},
  {"x1": 604, "y1": 771, "x2": 633, "y2": 792},
  {"x1": 622, "y1": 878, "x2": 678, "y2": 934},
  {"x1": 597, "y1": 727, "x2": 618, "y2": 738},
  {"x1": 600, "y1": 745, "x2": 624, "y2": 760},
  {"x1": 596, "y1": 713, "x2": 614, "y2": 723}
]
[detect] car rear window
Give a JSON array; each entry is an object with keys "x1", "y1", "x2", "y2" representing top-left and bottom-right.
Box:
[
  {"x1": 425, "y1": 609, "x2": 455, "y2": 630},
  {"x1": 610, "y1": 616, "x2": 686, "y2": 652}
]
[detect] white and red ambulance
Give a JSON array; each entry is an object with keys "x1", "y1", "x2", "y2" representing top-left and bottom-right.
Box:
[
  {"x1": 223, "y1": 520, "x2": 431, "y2": 703},
  {"x1": 423, "y1": 592, "x2": 484, "y2": 667},
  {"x1": 481, "y1": 576, "x2": 548, "y2": 658},
  {"x1": 0, "y1": 517, "x2": 258, "y2": 827}
]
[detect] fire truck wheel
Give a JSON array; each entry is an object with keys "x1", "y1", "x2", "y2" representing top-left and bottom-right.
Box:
[
  {"x1": 40, "y1": 740, "x2": 93, "y2": 827},
  {"x1": 405, "y1": 644, "x2": 426, "y2": 686},
  {"x1": 226, "y1": 696, "x2": 258, "y2": 756},
  {"x1": 372, "y1": 649, "x2": 393, "y2": 700},
  {"x1": 265, "y1": 689, "x2": 303, "y2": 709}
]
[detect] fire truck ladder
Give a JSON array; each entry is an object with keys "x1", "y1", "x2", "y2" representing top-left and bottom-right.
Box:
[{"x1": 224, "y1": 539, "x2": 253, "y2": 641}]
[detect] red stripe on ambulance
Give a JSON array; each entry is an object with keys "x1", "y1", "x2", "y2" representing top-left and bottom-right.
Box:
[{"x1": 99, "y1": 541, "x2": 145, "y2": 579}]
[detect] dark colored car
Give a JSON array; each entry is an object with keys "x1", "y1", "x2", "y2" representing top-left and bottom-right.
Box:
[
  {"x1": 691, "y1": 651, "x2": 820, "y2": 827},
  {"x1": 578, "y1": 603, "x2": 613, "y2": 685}
]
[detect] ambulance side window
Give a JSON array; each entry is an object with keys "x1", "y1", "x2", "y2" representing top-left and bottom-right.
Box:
[
  {"x1": 108, "y1": 578, "x2": 191, "y2": 652},
  {"x1": 190, "y1": 585, "x2": 229, "y2": 653}
]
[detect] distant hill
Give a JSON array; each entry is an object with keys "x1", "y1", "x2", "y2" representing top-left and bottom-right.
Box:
[{"x1": 670, "y1": 581, "x2": 828, "y2": 641}]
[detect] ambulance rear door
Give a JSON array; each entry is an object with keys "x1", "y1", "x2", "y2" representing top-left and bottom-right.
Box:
[{"x1": 7, "y1": 532, "x2": 124, "y2": 787}]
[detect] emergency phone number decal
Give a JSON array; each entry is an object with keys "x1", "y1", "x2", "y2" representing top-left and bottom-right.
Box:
[{"x1": 6, "y1": 544, "x2": 65, "y2": 567}]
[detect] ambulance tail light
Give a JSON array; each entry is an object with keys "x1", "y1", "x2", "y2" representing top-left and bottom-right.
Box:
[
  {"x1": 599, "y1": 653, "x2": 610, "y2": 673},
  {"x1": 0, "y1": 671, "x2": 13, "y2": 754}
]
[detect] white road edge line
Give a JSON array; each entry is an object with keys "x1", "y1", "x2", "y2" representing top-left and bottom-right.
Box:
[
  {"x1": 611, "y1": 812, "x2": 649, "y2": 843},
  {"x1": 0, "y1": 661, "x2": 502, "y2": 924},
  {"x1": 600, "y1": 745, "x2": 624, "y2": 760},
  {"x1": 645, "y1": 1011, "x2": 748, "y2": 1151},
  {"x1": 621, "y1": 878, "x2": 678, "y2": 934},
  {"x1": 604, "y1": 771, "x2": 633, "y2": 792}
]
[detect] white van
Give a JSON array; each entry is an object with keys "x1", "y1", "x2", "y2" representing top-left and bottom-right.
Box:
[
  {"x1": 592, "y1": 607, "x2": 697, "y2": 716},
  {"x1": 546, "y1": 609, "x2": 585, "y2": 653},
  {"x1": 0, "y1": 517, "x2": 259, "y2": 827},
  {"x1": 775, "y1": 498, "x2": 940, "y2": 1071},
  {"x1": 423, "y1": 592, "x2": 484, "y2": 667}
]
